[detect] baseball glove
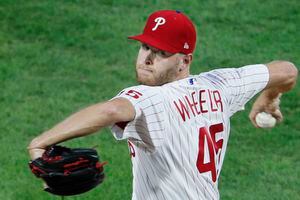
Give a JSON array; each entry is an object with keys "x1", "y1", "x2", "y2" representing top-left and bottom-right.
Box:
[{"x1": 29, "y1": 145, "x2": 107, "y2": 196}]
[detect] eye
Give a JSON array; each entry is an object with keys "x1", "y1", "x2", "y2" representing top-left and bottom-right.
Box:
[
  {"x1": 142, "y1": 44, "x2": 150, "y2": 50},
  {"x1": 157, "y1": 50, "x2": 172, "y2": 58}
]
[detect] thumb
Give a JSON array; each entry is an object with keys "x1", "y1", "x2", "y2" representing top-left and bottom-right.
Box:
[{"x1": 249, "y1": 110, "x2": 260, "y2": 128}]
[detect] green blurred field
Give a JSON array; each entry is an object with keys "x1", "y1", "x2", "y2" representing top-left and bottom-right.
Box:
[{"x1": 1, "y1": 0, "x2": 299, "y2": 199}]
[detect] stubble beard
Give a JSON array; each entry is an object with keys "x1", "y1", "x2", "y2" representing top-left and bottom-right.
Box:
[
  {"x1": 155, "y1": 67, "x2": 178, "y2": 86},
  {"x1": 135, "y1": 62, "x2": 180, "y2": 86},
  {"x1": 154, "y1": 58, "x2": 181, "y2": 86}
]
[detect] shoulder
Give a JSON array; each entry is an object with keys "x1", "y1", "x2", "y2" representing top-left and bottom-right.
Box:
[
  {"x1": 199, "y1": 68, "x2": 239, "y2": 80},
  {"x1": 115, "y1": 85, "x2": 161, "y2": 103},
  {"x1": 198, "y1": 64, "x2": 269, "y2": 83},
  {"x1": 121, "y1": 84, "x2": 160, "y2": 95}
]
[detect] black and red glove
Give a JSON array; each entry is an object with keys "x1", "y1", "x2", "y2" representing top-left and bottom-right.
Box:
[{"x1": 29, "y1": 145, "x2": 107, "y2": 196}]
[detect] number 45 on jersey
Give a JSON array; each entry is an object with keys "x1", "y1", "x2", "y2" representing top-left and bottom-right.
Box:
[{"x1": 196, "y1": 123, "x2": 224, "y2": 182}]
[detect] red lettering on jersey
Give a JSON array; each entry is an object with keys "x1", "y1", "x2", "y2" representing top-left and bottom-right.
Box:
[
  {"x1": 173, "y1": 89, "x2": 224, "y2": 122},
  {"x1": 191, "y1": 91, "x2": 201, "y2": 114},
  {"x1": 125, "y1": 90, "x2": 143, "y2": 99},
  {"x1": 185, "y1": 95, "x2": 196, "y2": 117},
  {"x1": 199, "y1": 90, "x2": 208, "y2": 113},
  {"x1": 213, "y1": 90, "x2": 223, "y2": 112},
  {"x1": 128, "y1": 141, "x2": 135, "y2": 158},
  {"x1": 173, "y1": 99, "x2": 190, "y2": 122},
  {"x1": 208, "y1": 89, "x2": 218, "y2": 112}
]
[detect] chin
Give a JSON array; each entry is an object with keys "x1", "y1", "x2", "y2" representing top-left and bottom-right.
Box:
[
  {"x1": 136, "y1": 73, "x2": 152, "y2": 85},
  {"x1": 137, "y1": 77, "x2": 156, "y2": 86},
  {"x1": 137, "y1": 79, "x2": 152, "y2": 86}
]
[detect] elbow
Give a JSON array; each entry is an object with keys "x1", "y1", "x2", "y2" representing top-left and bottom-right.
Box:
[
  {"x1": 101, "y1": 99, "x2": 135, "y2": 123},
  {"x1": 103, "y1": 105, "x2": 120, "y2": 119},
  {"x1": 101, "y1": 102, "x2": 125, "y2": 123},
  {"x1": 284, "y1": 61, "x2": 298, "y2": 87},
  {"x1": 266, "y1": 61, "x2": 298, "y2": 93}
]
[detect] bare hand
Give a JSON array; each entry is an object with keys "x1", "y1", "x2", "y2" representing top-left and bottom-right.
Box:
[{"x1": 249, "y1": 92, "x2": 282, "y2": 128}]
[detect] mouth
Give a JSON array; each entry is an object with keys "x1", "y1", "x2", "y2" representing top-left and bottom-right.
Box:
[
  {"x1": 138, "y1": 67, "x2": 153, "y2": 72},
  {"x1": 137, "y1": 68, "x2": 153, "y2": 76}
]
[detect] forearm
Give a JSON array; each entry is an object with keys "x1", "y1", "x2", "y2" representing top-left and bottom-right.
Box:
[
  {"x1": 249, "y1": 61, "x2": 298, "y2": 127},
  {"x1": 28, "y1": 103, "x2": 112, "y2": 151},
  {"x1": 28, "y1": 98, "x2": 135, "y2": 159}
]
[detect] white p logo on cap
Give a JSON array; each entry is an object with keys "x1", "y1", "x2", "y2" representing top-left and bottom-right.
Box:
[{"x1": 152, "y1": 17, "x2": 166, "y2": 31}]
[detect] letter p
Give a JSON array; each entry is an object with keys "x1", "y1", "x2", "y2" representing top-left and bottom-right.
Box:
[{"x1": 152, "y1": 17, "x2": 166, "y2": 31}]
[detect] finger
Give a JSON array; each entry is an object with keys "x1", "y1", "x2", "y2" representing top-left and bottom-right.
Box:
[
  {"x1": 249, "y1": 111, "x2": 259, "y2": 128},
  {"x1": 272, "y1": 109, "x2": 283, "y2": 123}
]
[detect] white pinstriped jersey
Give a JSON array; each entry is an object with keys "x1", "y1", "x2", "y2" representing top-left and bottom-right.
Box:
[{"x1": 111, "y1": 64, "x2": 269, "y2": 200}]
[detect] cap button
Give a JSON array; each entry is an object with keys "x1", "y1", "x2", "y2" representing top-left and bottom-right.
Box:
[{"x1": 175, "y1": 10, "x2": 181, "y2": 13}]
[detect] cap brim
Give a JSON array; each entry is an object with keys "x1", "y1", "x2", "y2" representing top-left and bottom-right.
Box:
[{"x1": 128, "y1": 34, "x2": 178, "y2": 54}]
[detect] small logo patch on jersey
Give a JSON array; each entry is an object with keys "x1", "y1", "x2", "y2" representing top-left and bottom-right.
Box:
[{"x1": 188, "y1": 78, "x2": 196, "y2": 85}]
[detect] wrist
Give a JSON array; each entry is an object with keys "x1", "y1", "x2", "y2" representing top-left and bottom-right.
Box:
[
  {"x1": 28, "y1": 148, "x2": 45, "y2": 160},
  {"x1": 260, "y1": 89, "x2": 282, "y2": 102},
  {"x1": 28, "y1": 137, "x2": 47, "y2": 150}
]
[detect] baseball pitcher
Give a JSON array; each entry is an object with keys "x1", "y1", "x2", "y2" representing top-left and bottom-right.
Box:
[{"x1": 28, "y1": 10, "x2": 298, "y2": 199}]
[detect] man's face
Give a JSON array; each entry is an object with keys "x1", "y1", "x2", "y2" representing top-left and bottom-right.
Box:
[{"x1": 135, "y1": 43, "x2": 183, "y2": 86}]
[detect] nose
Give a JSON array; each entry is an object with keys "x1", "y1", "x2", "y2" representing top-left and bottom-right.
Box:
[
  {"x1": 145, "y1": 52, "x2": 154, "y2": 65},
  {"x1": 145, "y1": 59, "x2": 152, "y2": 65}
]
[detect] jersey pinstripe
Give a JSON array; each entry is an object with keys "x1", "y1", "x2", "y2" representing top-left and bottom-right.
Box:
[{"x1": 110, "y1": 64, "x2": 269, "y2": 200}]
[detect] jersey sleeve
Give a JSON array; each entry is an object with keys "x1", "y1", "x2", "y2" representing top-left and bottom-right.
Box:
[
  {"x1": 199, "y1": 64, "x2": 269, "y2": 116},
  {"x1": 110, "y1": 85, "x2": 165, "y2": 151}
]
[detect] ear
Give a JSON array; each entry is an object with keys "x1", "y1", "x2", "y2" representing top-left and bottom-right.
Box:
[
  {"x1": 183, "y1": 54, "x2": 193, "y2": 64},
  {"x1": 179, "y1": 54, "x2": 193, "y2": 72}
]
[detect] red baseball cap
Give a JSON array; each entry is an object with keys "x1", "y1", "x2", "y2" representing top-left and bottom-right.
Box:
[{"x1": 128, "y1": 10, "x2": 197, "y2": 54}]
